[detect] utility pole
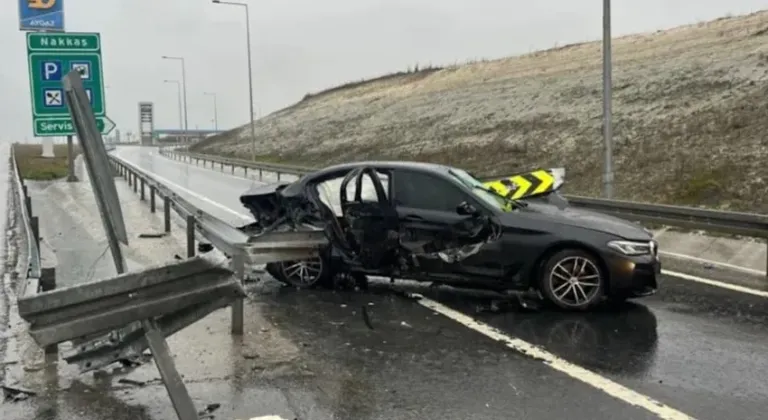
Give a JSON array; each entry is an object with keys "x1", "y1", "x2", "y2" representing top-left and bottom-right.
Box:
[
  {"x1": 602, "y1": 0, "x2": 614, "y2": 199},
  {"x1": 164, "y1": 80, "x2": 184, "y2": 131},
  {"x1": 212, "y1": 0, "x2": 257, "y2": 160},
  {"x1": 204, "y1": 92, "x2": 218, "y2": 130},
  {"x1": 162, "y1": 56, "x2": 189, "y2": 141}
]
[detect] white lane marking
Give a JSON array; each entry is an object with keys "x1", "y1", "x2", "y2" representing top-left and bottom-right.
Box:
[
  {"x1": 151, "y1": 149, "x2": 264, "y2": 183},
  {"x1": 662, "y1": 269, "x2": 768, "y2": 298},
  {"x1": 660, "y1": 250, "x2": 765, "y2": 276},
  {"x1": 114, "y1": 156, "x2": 253, "y2": 222},
  {"x1": 243, "y1": 416, "x2": 289, "y2": 420},
  {"x1": 416, "y1": 296, "x2": 696, "y2": 420}
]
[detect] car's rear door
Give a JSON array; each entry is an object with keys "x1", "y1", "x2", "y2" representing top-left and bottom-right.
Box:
[{"x1": 390, "y1": 168, "x2": 505, "y2": 278}]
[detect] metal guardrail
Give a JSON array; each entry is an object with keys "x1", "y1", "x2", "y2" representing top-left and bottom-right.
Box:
[
  {"x1": 9, "y1": 144, "x2": 42, "y2": 296},
  {"x1": 11, "y1": 71, "x2": 322, "y2": 420},
  {"x1": 161, "y1": 148, "x2": 768, "y2": 240},
  {"x1": 107, "y1": 155, "x2": 328, "y2": 265}
]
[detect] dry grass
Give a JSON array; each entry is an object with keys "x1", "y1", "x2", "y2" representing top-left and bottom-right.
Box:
[
  {"x1": 14, "y1": 143, "x2": 82, "y2": 180},
  {"x1": 192, "y1": 11, "x2": 768, "y2": 213}
]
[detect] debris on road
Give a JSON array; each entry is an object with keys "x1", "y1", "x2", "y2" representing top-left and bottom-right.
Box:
[
  {"x1": 2, "y1": 385, "x2": 36, "y2": 402},
  {"x1": 117, "y1": 378, "x2": 146, "y2": 387},
  {"x1": 138, "y1": 232, "x2": 167, "y2": 238}
]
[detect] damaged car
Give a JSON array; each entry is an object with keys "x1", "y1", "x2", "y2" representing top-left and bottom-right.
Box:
[{"x1": 238, "y1": 161, "x2": 661, "y2": 311}]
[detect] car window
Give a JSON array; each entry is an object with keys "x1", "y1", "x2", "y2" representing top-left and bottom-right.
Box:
[
  {"x1": 315, "y1": 170, "x2": 389, "y2": 217},
  {"x1": 393, "y1": 169, "x2": 468, "y2": 212}
]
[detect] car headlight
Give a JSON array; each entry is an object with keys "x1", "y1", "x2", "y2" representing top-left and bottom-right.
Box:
[{"x1": 607, "y1": 240, "x2": 652, "y2": 256}]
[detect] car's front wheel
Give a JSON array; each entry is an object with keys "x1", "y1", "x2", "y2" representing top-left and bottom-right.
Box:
[{"x1": 539, "y1": 249, "x2": 605, "y2": 310}]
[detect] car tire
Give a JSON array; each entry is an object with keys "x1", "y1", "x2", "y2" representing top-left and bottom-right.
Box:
[
  {"x1": 539, "y1": 249, "x2": 606, "y2": 311},
  {"x1": 267, "y1": 256, "x2": 332, "y2": 289}
]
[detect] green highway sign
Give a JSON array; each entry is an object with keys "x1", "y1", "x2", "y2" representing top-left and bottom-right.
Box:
[
  {"x1": 26, "y1": 32, "x2": 113, "y2": 137},
  {"x1": 34, "y1": 116, "x2": 116, "y2": 137}
]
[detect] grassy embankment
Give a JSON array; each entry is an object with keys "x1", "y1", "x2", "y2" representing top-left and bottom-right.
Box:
[
  {"x1": 190, "y1": 11, "x2": 768, "y2": 213},
  {"x1": 13, "y1": 143, "x2": 82, "y2": 180}
]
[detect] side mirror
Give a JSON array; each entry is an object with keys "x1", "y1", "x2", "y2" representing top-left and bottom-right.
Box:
[{"x1": 456, "y1": 201, "x2": 478, "y2": 216}]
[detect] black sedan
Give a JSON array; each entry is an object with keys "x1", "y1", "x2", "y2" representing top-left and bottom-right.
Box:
[{"x1": 238, "y1": 161, "x2": 661, "y2": 311}]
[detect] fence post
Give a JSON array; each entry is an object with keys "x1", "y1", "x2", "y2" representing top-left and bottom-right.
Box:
[
  {"x1": 164, "y1": 197, "x2": 172, "y2": 232},
  {"x1": 150, "y1": 187, "x2": 156, "y2": 212},
  {"x1": 30, "y1": 216, "x2": 40, "y2": 252},
  {"x1": 186, "y1": 215, "x2": 195, "y2": 258},
  {"x1": 24, "y1": 195, "x2": 32, "y2": 217},
  {"x1": 40, "y1": 267, "x2": 58, "y2": 355},
  {"x1": 231, "y1": 251, "x2": 245, "y2": 335}
]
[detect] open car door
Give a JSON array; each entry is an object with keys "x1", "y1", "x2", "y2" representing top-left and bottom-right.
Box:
[{"x1": 337, "y1": 167, "x2": 402, "y2": 271}]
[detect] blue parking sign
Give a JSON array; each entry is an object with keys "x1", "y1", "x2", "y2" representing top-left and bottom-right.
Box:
[{"x1": 40, "y1": 60, "x2": 62, "y2": 81}]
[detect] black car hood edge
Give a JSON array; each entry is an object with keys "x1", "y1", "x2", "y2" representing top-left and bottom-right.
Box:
[{"x1": 506, "y1": 202, "x2": 652, "y2": 240}]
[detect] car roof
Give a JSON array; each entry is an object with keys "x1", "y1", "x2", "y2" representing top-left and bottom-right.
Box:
[{"x1": 314, "y1": 160, "x2": 455, "y2": 176}]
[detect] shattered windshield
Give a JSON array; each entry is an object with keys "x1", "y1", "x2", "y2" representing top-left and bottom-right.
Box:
[{"x1": 448, "y1": 168, "x2": 513, "y2": 211}]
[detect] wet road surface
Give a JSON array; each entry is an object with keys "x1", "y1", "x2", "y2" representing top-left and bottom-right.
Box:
[
  {"x1": 112, "y1": 146, "x2": 768, "y2": 419},
  {"x1": 3, "y1": 146, "x2": 767, "y2": 419}
]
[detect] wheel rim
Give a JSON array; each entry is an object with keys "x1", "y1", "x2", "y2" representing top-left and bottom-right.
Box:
[
  {"x1": 281, "y1": 258, "x2": 323, "y2": 286},
  {"x1": 548, "y1": 256, "x2": 602, "y2": 307}
]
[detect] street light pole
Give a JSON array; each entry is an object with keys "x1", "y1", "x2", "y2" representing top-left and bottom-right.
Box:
[
  {"x1": 602, "y1": 0, "x2": 614, "y2": 199},
  {"x1": 212, "y1": 0, "x2": 257, "y2": 161},
  {"x1": 204, "y1": 92, "x2": 218, "y2": 130},
  {"x1": 164, "y1": 80, "x2": 184, "y2": 132},
  {"x1": 162, "y1": 56, "x2": 189, "y2": 142}
]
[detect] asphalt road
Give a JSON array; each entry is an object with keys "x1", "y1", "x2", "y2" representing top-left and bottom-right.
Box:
[{"x1": 28, "y1": 145, "x2": 765, "y2": 420}]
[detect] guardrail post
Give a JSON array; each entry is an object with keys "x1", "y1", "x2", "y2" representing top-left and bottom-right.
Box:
[
  {"x1": 24, "y1": 195, "x2": 32, "y2": 217},
  {"x1": 150, "y1": 187, "x2": 156, "y2": 212},
  {"x1": 30, "y1": 216, "x2": 40, "y2": 252},
  {"x1": 231, "y1": 251, "x2": 245, "y2": 335},
  {"x1": 22, "y1": 184, "x2": 28, "y2": 198},
  {"x1": 164, "y1": 197, "x2": 171, "y2": 233},
  {"x1": 140, "y1": 318, "x2": 199, "y2": 420},
  {"x1": 231, "y1": 164, "x2": 234, "y2": 174},
  {"x1": 140, "y1": 179, "x2": 146, "y2": 200},
  {"x1": 258, "y1": 168, "x2": 262, "y2": 181},
  {"x1": 243, "y1": 166, "x2": 247, "y2": 176},
  {"x1": 277, "y1": 172, "x2": 281, "y2": 181},
  {"x1": 133, "y1": 174, "x2": 138, "y2": 193},
  {"x1": 127, "y1": 171, "x2": 132, "y2": 187},
  {"x1": 186, "y1": 215, "x2": 195, "y2": 258},
  {"x1": 40, "y1": 267, "x2": 57, "y2": 355}
]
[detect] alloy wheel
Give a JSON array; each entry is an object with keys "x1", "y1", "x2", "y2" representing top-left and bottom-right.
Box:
[
  {"x1": 280, "y1": 258, "x2": 324, "y2": 287},
  {"x1": 548, "y1": 256, "x2": 602, "y2": 307}
]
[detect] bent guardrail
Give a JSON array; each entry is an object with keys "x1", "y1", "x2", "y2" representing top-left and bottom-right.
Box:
[
  {"x1": 12, "y1": 70, "x2": 325, "y2": 420},
  {"x1": 10, "y1": 143, "x2": 42, "y2": 296},
  {"x1": 18, "y1": 255, "x2": 244, "y2": 347}
]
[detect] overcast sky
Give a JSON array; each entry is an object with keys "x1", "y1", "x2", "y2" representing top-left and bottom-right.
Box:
[{"x1": 1, "y1": 0, "x2": 766, "y2": 142}]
